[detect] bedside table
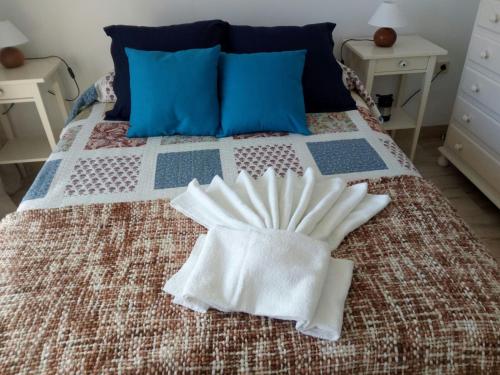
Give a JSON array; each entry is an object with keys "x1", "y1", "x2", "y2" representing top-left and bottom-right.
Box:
[
  {"x1": 0, "y1": 58, "x2": 68, "y2": 165},
  {"x1": 344, "y1": 35, "x2": 447, "y2": 160}
]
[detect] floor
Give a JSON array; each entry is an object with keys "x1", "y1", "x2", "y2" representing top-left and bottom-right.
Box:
[{"x1": 5, "y1": 127, "x2": 500, "y2": 261}]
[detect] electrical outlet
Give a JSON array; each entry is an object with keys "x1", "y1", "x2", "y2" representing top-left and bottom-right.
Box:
[{"x1": 435, "y1": 57, "x2": 450, "y2": 73}]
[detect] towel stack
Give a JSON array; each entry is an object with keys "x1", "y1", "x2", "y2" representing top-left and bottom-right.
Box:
[{"x1": 164, "y1": 168, "x2": 390, "y2": 341}]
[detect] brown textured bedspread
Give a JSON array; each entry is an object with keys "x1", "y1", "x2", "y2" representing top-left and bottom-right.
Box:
[{"x1": 0, "y1": 175, "x2": 498, "y2": 374}]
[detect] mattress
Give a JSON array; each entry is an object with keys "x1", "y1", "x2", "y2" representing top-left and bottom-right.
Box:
[{"x1": 1, "y1": 100, "x2": 498, "y2": 373}]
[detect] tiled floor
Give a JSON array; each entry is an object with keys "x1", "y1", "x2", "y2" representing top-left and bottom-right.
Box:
[{"x1": 6, "y1": 127, "x2": 500, "y2": 261}]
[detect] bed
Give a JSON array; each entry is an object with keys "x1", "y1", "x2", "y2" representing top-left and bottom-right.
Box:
[{"x1": 0, "y1": 47, "x2": 499, "y2": 373}]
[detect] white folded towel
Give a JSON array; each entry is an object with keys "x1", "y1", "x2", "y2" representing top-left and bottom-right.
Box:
[
  {"x1": 170, "y1": 168, "x2": 390, "y2": 249},
  {"x1": 165, "y1": 226, "x2": 332, "y2": 322},
  {"x1": 164, "y1": 235, "x2": 210, "y2": 313},
  {"x1": 295, "y1": 259, "x2": 354, "y2": 341},
  {"x1": 166, "y1": 168, "x2": 391, "y2": 341}
]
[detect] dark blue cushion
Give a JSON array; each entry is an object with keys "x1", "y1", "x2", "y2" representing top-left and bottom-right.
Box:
[
  {"x1": 126, "y1": 46, "x2": 221, "y2": 137},
  {"x1": 104, "y1": 20, "x2": 228, "y2": 121},
  {"x1": 218, "y1": 51, "x2": 309, "y2": 137},
  {"x1": 226, "y1": 23, "x2": 356, "y2": 113}
]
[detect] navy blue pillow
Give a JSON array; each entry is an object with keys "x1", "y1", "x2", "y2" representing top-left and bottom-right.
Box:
[
  {"x1": 226, "y1": 23, "x2": 356, "y2": 113},
  {"x1": 104, "y1": 20, "x2": 229, "y2": 121}
]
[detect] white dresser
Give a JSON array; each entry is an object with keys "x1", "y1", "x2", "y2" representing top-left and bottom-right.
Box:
[{"x1": 439, "y1": 0, "x2": 500, "y2": 208}]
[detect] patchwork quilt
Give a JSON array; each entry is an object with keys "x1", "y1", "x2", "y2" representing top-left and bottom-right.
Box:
[{"x1": 19, "y1": 103, "x2": 418, "y2": 211}]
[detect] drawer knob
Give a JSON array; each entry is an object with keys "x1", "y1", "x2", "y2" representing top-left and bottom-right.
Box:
[
  {"x1": 461, "y1": 114, "x2": 471, "y2": 123},
  {"x1": 490, "y1": 14, "x2": 499, "y2": 23},
  {"x1": 480, "y1": 50, "x2": 490, "y2": 59},
  {"x1": 471, "y1": 84, "x2": 480, "y2": 93},
  {"x1": 454, "y1": 143, "x2": 463, "y2": 152},
  {"x1": 399, "y1": 60, "x2": 409, "y2": 69}
]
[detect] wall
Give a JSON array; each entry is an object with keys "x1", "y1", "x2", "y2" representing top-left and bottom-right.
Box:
[{"x1": 0, "y1": 0, "x2": 480, "y2": 137}]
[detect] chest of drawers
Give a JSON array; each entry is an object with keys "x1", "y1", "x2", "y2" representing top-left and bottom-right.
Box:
[{"x1": 439, "y1": 0, "x2": 500, "y2": 208}]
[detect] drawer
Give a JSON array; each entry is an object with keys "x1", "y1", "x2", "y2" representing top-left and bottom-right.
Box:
[
  {"x1": 460, "y1": 67, "x2": 500, "y2": 116},
  {"x1": 0, "y1": 83, "x2": 35, "y2": 100},
  {"x1": 375, "y1": 56, "x2": 429, "y2": 73},
  {"x1": 445, "y1": 124, "x2": 500, "y2": 189},
  {"x1": 469, "y1": 33, "x2": 500, "y2": 74},
  {"x1": 453, "y1": 96, "x2": 500, "y2": 155},
  {"x1": 477, "y1": 0, "x2": 500, "y2": 34}
]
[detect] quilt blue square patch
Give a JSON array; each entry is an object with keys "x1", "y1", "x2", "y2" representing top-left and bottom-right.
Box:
[
  {"x1": 307, "y1": 139, "x2": 387, "y2": 175},
  {"x1": 23, "y1": 159, "x2": 62, "y2": 200},
  {"x1": 155, "y1": 149, "x2": 222, "y2": 189}
]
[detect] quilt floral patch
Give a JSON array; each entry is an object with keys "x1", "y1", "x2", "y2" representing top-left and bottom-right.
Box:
[
  {"x1": 358, "y1": 106, "x2": 385, "y2": 134},
  {"x1": 232, "y1": 131, "x2": 289, "y2": 140},
  {"x1": 307, "y1": 112, "x2": 358, "y2": 134},
  {"x1": 55, "y1": 125, "x2": 83, "y2": 152},
  {"x1": 65, "y1": 155, "x2": 142, "y2": 196},
  {"x1": 380, "y1": 137, "x2": 419, "y2": 173},
  {"x1": 160, "y1": 135, "x2": 216, "y2": 145},
  {"x1": 85, "y1": 122, "x2": 147, "y2": 150},
  {"x1": 234, "y1": 144, "x2": 304, "y2": 179}
]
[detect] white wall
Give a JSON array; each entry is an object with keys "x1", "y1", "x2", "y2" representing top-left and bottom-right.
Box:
[{"x1": 0, "y1": 0, "x2": 480, "y2": 135}]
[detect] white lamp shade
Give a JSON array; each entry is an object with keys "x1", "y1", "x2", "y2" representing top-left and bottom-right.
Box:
[
  {"x1": 0, "y1": 21, "x2": 28, "y2": 49},
  {"x1": 368, "y1": 1, "x2": 408, "y2": 29}
]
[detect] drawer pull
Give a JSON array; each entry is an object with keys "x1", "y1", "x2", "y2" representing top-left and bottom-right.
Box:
[
  {"x1": 461, "y1": 114, "x2": 471, "y2": 123},
  {"x1": 490, "y1": 14, "x2": 499, "y2": 23},
  {"x1": 470, "y1": 84, "x2": 480, "y2": 93},
  {"x1": 480, "y1": 50, "x2": 490, "y2": 59},
  {"x1": 454, "y1": 143, "x2": 463, "y2": 152},
  {"x1": 0, "y1": 89, "x2": 4, "y2": 97},
  {"x1": 399, "y1": 60, "x2": 409, "y2": 69}
]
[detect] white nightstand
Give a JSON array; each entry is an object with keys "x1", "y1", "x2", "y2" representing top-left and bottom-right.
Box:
[
  {"x1": 344, "y1": 35, "x2": 447, "y2": 160},
  {"x1": 0, "y1": 58, "x2": 68, "y2": 165}
]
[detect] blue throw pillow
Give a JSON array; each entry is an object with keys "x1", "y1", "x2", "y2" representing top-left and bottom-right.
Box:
[
  {"x1": 218, "y1": 50, "x2": 310, "y2": 137},
  {"x1": 226, "y1": 23, "x2": 356, "y2": 113},
  {"x1": 125, "y1": 46, "x2": 221, "y2": 137},
  {"x1": 104, "y1": 20, "x2": 229, "y2": 121}
]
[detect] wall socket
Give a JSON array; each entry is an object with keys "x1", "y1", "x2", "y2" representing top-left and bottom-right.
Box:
[{"x1": 435, "y1": 57, "x2": 450, "y2": 73}]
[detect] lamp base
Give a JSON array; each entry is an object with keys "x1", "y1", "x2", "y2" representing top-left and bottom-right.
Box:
[
  {"x1": 0, "y1": 47, "x2": 25, "y2": 69},
  {"x1": 373, "y1": 27, "x2": 397, "y2": 48}
]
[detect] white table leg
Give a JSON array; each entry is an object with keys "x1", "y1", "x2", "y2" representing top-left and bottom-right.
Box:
[
  {"x1": 0, "y1": 105, "x2": 27, "y2": 177},
  {"x1": 15, "y1": 163, "x2": 27, "y2": 178},
  {"x1": 409, "y1": 56, "x2": 437, "y2": 161},
  {"x1": 33, "y1": 87, "x2": 57, "y2": 151},
  {"x1": 365, "y1": 60, "x2": 376, "y2": 93},
  {"x1": 396, "y1": 74, "x2": 408, "y2": 108},
  {"x1": 52, "y1": 78, "x2": 68, "y2": 120},
  {"x1": 0, "y1": 104, "x2": 15, "y2": 140},
  {"x1": 391, "y1": 75, "x2": 409, "y2": 140}
]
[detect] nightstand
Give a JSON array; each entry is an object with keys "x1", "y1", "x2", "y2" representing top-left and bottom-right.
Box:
[
  {"x1": 344, "y1": 35, "x2": 447, "y2": 160},
  {"x1": 0, "y1": 58, "x2": 68, "y2": 165}
]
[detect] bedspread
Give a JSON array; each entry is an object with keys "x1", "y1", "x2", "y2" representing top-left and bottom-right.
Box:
[
  {"x1": 19, "y1": 102, "x2": 418, "y2": 211},
  {"x1": 1, "y1": 175, "x2": 498, "y2": 373}
]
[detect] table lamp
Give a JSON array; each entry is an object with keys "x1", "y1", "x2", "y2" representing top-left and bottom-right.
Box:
[
  {"x1": 368, "y1": 1, "x2": 407, "y2": 47},
  {"x1": 0, "y1": 21, "x2": 28, "y2": 68}
]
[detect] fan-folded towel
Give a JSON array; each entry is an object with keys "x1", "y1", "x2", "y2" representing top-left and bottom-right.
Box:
[
  {"x1": 170, "y1": 168, "x2": 390, "y2": 246},
  {"x1": 165, "y1": 168, "x2": 390, "y2": 341}
]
